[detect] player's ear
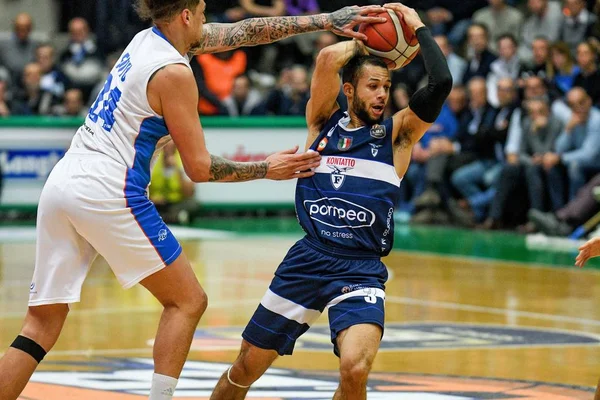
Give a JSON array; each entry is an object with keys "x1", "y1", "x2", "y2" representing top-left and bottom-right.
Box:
[{"x1": 342, "y1": 82, "x2": 354, "y2": 98}]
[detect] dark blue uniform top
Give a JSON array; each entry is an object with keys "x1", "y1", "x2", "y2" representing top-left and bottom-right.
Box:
[{"x1": 296, "y1": 110, "x2": 401, "y2": 257}]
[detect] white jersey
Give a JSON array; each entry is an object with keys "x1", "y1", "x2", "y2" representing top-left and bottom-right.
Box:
[{"x1": 69, "y1": 27, "x2": 191, "y2": 195}]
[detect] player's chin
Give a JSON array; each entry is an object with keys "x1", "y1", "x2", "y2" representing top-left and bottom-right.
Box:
[{"x1": 370, "y1": 106, "x2": 385, "y2": 120}]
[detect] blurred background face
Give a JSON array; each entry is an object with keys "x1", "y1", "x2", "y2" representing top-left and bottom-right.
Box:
[
  {"x1": 527, "y1": 99, "x2": 549, "y2": 119},
  {"x1": 434, "y1": 35, "x2": 451, "y2": 57},
  {"x1": 551, "y1": 48, "x2": 568, "y2": 70},
  {"x1": 392, "y1": 85, "x2": 410, "y2": 110},
  {"x1": 64, "y1": 89, "x2": 84, "y2": 115},
  {"x1": 567, "y1": 88, "x2": 592, "y2": 116},
  {"x1": 576, "y1": 43, "x2": 596, "y2": 69},
  {"x1": 497, "y1": 78, "x2": 516, "y2": 107},
  {"x1": 489, "y1": 0, "x2": 505, "y2": 8},
  {"x1": 14, "y1": 13, "x2": 32, "y2": 42},
  {"x1": 289, "y1": 67, "x2": 308, "y2": 95},
  {"x1": 498, "y1": 37, "x2": 517, "y2": 60},
  {"x1": 524, "y1": 77, "x2": 546, "y2": 99},
  {"x1": 314, "y1": 33, "x2": 338, "y2": 55},
  {"x1": 565, "y1": 0, "x2": 585, "y2": 16},
  {"x1": 69, "y1": 18, "x2": 89, "y2": 43},
  {"x1": 467, "y1": 25, "x2": 488, "y2": 53},
  {"x1": 232, "y1": 75, "x2": 250, "y2": 101},
  {"x1": 531, "y1": 39, "x2": 549, "y2": 65},
  {"x1": 528, "y1": 0, "x2": 547, "y2": 15},
  {"x1": 447, "y1": 87, "x2": 467, "y2": 113},
  {"x1": 23, "y1": 63, "x2": 41, "y2": 91},
  {"x1": 468, "y1": 79, "x2": 487, "y2": 109},
  {"x1": 36, "y1": 46, "x2": 55, "y2": 74}
]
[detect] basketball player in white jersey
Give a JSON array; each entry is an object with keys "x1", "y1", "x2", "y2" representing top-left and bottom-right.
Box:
[{"x1": 0, "y1": 1, "x2": 387, "y2": 399}]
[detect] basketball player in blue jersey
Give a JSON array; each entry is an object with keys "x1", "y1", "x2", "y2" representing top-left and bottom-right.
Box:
[
  {"x1": 210, "y1": 3, "x2": 452, "y2": 400},
  {"x1": 0, "y1": 1, "x2": 387, "y2": 399}
]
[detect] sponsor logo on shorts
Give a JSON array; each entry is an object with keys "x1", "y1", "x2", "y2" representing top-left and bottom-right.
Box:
[
  {"x1": 158, "y1": 229, "x2": 168, "y2": 242},
  {"x1": 304, "y1": 197, "x2": 375, "y2": 229},
  {"x1": 341, "y1": 284, "x2": 366, "y2": 294},
  {"x1": 24, "y1": 357, "x2": 594, "y2": 399},
  {"x1": 370, "y1": 124, "x2": 386, "y2": 139}
]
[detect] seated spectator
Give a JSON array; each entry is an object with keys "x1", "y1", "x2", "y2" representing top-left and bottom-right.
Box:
[
  {"x1": 518, "y1": 36, "x2": 553, "y2": 84},
  {"x1": 472, "y1": 0, "x2": 524, "y2": 52},
  {"x1": 192, "y1": 49, "x2": 248, "y2": 115},
  {"x1": 206, "y1": 0, "x2": 247, "y2": 23},
  {"x1": 550, "y1": 42, "x2": 581, "y2": 96},
  {"x1": 0, "y1": 13, "x2": 39, "y2": 88},
  {"x1": 519, "y1": 0, "x2": 564, "y2": 63},
  {"x1": 487, "y1": 34, "x2": 521, "y2": 107},
  {"x1": 12, "y1": 63, "x2": 58, "y2": 115},
  {"x1": 449, "y1": 77, "x2": 518, "y2": 226},
  {"x1": 527, "y1": 172, "x2": 600, "y2": 236},
  {"x1": 546, "y1": 87, "x2": 600, "y2": 202},
  {"x1": 222, "y1": 74, "x2": 264, "y2": 116},
  {"x1": 0, "y1": 80, "x2": 11, "y2": 117},
  {"x1": 462, "y1": 23, "x2": 497, "y2": 84},
  {"x1": 261, "y1": 65, "x2": 309, "y2": 115},
  {"x1": 422, "y1": 0, "x2": 487, "y2": 49},
  {"x1": 589, "y1": 0, "x2": 600, "y2": 52},
  {"x1": 60, "y1": 17, "x2": 104, "y2": 102},
  {"x1": 88, "y1": 51, "x2": 120, "y2": 108},
  {"x1": 36, "y1": 44, "x2": 69, "y2": 101},
  {"x1": 434, "y1": 34, "x2": 467, "y2": 86},
  {"x1": 150, "y1": 142, "x2": 199, "y2": 225},
  {"x1": 560, "y1": 0, "x2": 598, "y2": 51},
  {"x1": 573, "y1": 42, "x2": 600, "y2": 106},
  {"x1": 52, "y1": 88, "x2": 86, "y2": 117},
  {"x1": 482, "y1": 97, "x2": 564, "y2": 231},
  {"x1": 412, "y1": 78, "x2": 498, "y2": 225}
]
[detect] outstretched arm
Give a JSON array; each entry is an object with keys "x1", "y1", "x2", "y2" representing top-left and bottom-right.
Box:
[
  {"x1": 192, "y1": 5, "x2": 385, "y2": 54},
  {"x1": 305, "y1": 40, "x2": 368, "y2": 148}
]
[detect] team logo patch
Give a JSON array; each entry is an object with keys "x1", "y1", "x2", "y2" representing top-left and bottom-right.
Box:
[
  {"x1": 337, "y1": 136, "x2": 353, "y2": 151},
  {"x1": 370, "y1": 143, "x2": 383, "y2": 157},
  {"x1": 317, "y1": 137, "x2": 328, "y2": 152},
  {"x1": 370, "y1": 124, "x2": 386, "y2": 139},
  {"x1": 24, "y1": 358, "x2": 594, "y2": 399},
  {"x1": 326, "y1": 157, "x2": 355, "y2": 189},
  {"x1": 158, "y1": 229, "x2": 168, "y2": 242}
]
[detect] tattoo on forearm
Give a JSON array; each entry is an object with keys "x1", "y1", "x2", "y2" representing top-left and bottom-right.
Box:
[{"x1": 209, "y1": 154, "x2": 268, "y2": 182}]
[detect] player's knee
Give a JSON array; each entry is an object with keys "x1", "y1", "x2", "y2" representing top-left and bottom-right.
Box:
[
  {"x1": 186, "y1": 288, "x2": 208, "y2": 320},
  {"x1": 339, "y1": 356, "x2": 372, "y2": 387},
  {"x1": 21, "y1": 304, "x2": 69, "y2": 352}
]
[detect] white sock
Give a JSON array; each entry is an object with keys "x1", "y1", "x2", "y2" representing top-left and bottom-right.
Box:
[{"x1": 149, "y1": 373, "x2": 178, "y2": 400}]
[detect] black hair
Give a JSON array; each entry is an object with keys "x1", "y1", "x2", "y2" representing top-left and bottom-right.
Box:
[
  {"x1": 135, "y1": 0, "x2": 200, "y2": 22},
  {"x1": 342, "y1": 55, "x2": 388, "y2": 87}
]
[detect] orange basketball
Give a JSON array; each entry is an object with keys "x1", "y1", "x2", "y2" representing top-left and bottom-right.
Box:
[{"x1": 358, "y1": 9, "x2": 420, "y2": 70}]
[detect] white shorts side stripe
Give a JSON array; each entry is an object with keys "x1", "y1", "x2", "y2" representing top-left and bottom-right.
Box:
[
  {"x1": 327, "y1": 288, "x2": 386, "y2": 309},
  {"x1": 260, "y1": 289, "x2": 322, "y2": 325}
]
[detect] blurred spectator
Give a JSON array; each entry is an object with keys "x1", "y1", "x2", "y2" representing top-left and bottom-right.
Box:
[
  {"x1": 52, "y1": 88, "x2": 86, "y2": 117},
  {"x1": 589, "y1": 0, "x2": 600, "y2": 52},
  {"x1": 472, "y1": 0, "x2": 524, "y2": 53},
  {"x1": 573, "y1": 42, "x2": 600, "y2": 106},
  {"x1": 88, "y1": 52, "x2": 120, "y2": 108},
  {"x1": 519, "y1": 0, "x2": 564, "y2": 63},
  {"x1": 206, "y1": 0, "x2": 247, "y2": 22},
  {"x1": 483, "y1": 97, "x2": 564, "y2": 231},
  {"x1": 548, "y1": 87, "x2": 600, "y2": 201},
  {"x1": 487, "y1": 34, "x2": 521, "y2": 106},
  {"x1": 316, "y1": 0, "x2": 360, "y2": 13},
  {"x1": 309, "y1": 32, "x2": 339, "y2": 74},
  {"x1": 240, "y1": 0, "x2": 286, "y2": 17},
  {"x1": 518, "y1": 36, "x2": 553, "y2": 83},
  {"x1": 412, "y1": 78, "x2": 498, "y2": 224},
  {"x1": 12, "y1": 63, "x2": 57, "y2": 115},
  {"x1": 0, "y1": 13, "x2": 39, "y2": 87},
  {"x1": 60, "y1": 17, "x2": 104, "y2": 102},
  {"x1": 420, "y1": 0, "x2": 488, "y2": 48},
  {"x1": 462, "y1": 23, "x2": 497, "y2": 84},
  {"x1": 36, "y1": 44, "x2": 69, "y2": 101},
  {"x1": 434, "y1": 34, "x2": 467, "y2": 86},
  {"x1": 284, "y1": 0, "x2": 319, "y2": 15},
  {"x1": 560, "y1": 0, "x2": 598, "y2": 50},
  {"x1": 150, "y1": 142, "x2": 199, "y2": 225},
  {"x1": 261, "y1": 65, "x2": 310, "y2": 115},
  {"x1": 449, "y1": 77, "x2": 517, "y2": 225},
  {"x1": 222, "y1": 74, "x2": 264, "y2": 116},
  {"x1": 527, "y1": 173, "x2": 600, "y2": 236},
  {"x1": 95, "y1": 0, "x2": 149, "y2": 55},
  {"x1": 193, "y1": 50, "x2": 248, "y2": 115},
  {"x1": 0, "y1": 80, "x2": 11, "y2": 117},
  {"x1": 550, "y1": 41, "x2": 580, "y2": 95}
]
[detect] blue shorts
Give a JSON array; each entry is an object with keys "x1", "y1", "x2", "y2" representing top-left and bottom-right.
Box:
[{"x1": 242, "y1": 236, "x2": 387, "y2": 356}]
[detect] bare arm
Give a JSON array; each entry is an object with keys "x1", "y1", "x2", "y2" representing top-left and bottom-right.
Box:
[
  {"x1": 305, "y1": 40, "x2": 367, "y2": 148},
  {"x1": 192, "y1": 5, "x2": 386, "y2": 54},
  {"x1": 148, "y1": 64, "x2": 320, "y2": 182}
]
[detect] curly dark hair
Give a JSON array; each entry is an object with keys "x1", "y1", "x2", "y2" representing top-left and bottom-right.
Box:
[{"x1": 135, "y1": 0, "x2": 200, "y2": 22}]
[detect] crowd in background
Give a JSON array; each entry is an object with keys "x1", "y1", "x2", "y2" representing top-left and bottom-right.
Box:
[{"x1": 0, "y1": 0, "x2": 599, "y2": 236}]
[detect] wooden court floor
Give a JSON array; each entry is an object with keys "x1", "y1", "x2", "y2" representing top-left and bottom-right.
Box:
[{"x1": 1, "y1": 229, "x2": 599, "y2": 399}]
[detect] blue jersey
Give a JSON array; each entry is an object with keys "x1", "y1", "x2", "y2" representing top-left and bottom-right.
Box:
[{"x1": 296, "y1": 110, "x2": 401, "y2": 256}]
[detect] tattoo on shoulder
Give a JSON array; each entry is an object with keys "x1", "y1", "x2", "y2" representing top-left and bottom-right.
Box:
[{"x1": 209, "y1": 154, "x2": 268, "y2": 182}]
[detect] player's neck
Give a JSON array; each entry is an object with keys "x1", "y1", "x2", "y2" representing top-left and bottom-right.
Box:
[
  {"x1": 154, "y1": 24, "x2": 191, "y2": 56},
  {"x1": 347, "y1": 112, "x2": 367, "y2": 129}
]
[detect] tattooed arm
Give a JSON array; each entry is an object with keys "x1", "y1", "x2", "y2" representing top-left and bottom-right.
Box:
[
  {"x1": 208, "y1": 155, "x2": 268, "y2": 182},
  {"x1": 191, "y1": 5, "x2": 386, "y2": 55}
]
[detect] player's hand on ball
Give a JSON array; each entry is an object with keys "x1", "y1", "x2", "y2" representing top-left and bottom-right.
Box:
[
  {"x1": 329, "y1": 5, "x2": 387, "y2": 41},
  {"x1": 575, "y1": 237, "x2": 600, "y2": 268},
  {"x1": 383, "y1": 3, "x2": 425, "y2": 33},
  {"x1": 265, "y1": 146, "x2": 322, "y2": 180}
]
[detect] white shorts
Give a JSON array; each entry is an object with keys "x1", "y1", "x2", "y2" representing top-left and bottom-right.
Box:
[{"x1": 29, "y1": 152, "x2": 182, "y2": 306}]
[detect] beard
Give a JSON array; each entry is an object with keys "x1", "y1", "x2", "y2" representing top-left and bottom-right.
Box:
[{"x1": 352, "y1": 92, "x2": 383, "y2": 126}]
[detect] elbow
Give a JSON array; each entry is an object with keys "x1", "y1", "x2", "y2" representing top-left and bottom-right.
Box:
[
  {"x1": 436, "y1": 72, "x2": 453, "y2": 98},
  {"x1": 184, "y1": 156, "x2": 211, "y2": 183},
  {"x1": 315, "y1": 47, "x2": 334, "y2": 65}
]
